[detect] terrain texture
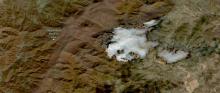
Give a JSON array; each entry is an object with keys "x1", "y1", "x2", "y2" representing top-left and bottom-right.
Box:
[{"x1": 0, "y1": 0, "x2": 220, "y2": 93}]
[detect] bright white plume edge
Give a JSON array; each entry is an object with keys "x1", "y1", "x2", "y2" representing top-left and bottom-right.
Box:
[
  {"x1": 106, "y1": 20, "x2": 159, "y2": 62},
  {"x1": 158, "y1": 50, "x2": 189, "y2": 63}
]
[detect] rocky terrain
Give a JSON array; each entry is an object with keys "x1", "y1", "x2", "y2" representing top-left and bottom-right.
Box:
[{"x1": 0, "y1": 0, "x2": 220, "y2": 93}]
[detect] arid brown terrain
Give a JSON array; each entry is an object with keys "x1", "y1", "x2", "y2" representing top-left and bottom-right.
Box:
[{"x1": 0, "y1": 0, "x2": 220, "y2": 93}]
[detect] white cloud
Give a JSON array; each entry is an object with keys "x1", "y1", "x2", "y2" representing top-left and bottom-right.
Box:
[
  {"x1": 143, "y1": 20, "x2": 159, "y2": 28},
  {"x1": 106, "y1": 27, "x2": 157, "y2": 62},
  {"x1": 158, "y1": 50, "x2": 188, "y2": 63},
  {"x1": 105, "y1": 19, "x2": 189, "y2": 63}
]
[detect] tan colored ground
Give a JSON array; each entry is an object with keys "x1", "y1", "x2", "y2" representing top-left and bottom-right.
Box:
[{"x1": 0, "y1": 0, "x2": 220, "y2": 93}]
